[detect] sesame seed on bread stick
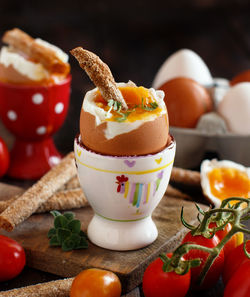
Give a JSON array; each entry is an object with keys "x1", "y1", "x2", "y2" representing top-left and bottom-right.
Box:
[
  {"x1": 0, "y1": 152, "x2": 76, "y2": 232},
  {"x1": 2, "y1": 28, "x2": 70, "y2": 75},
  {"x1": 70, "y1": 47, "x2": 128, "y2": 110}
]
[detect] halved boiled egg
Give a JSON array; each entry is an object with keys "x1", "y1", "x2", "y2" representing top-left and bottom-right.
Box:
[{"x1": 200, "y1": 159, "x2": 250, "y2": 208}]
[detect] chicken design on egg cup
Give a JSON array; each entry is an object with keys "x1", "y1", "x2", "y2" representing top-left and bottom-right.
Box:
[
  {"x1": 0, "y1": 75, "x2": 71, "y2": 179},
  {"x1": 74, "y1": 135, "x2": 176, "y2": 251}
]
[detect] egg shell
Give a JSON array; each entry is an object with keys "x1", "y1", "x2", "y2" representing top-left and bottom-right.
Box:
[
  {"x1": 217, "y1": 82, "x2": 250, "y2": 135},
  {"x1": 152, "y1": 49, "x2": 213, "y2": 89},
  {"x1": 80, "y1": 110, "x2": 169, "y2": 156},
  {"x1": 230, "y1": 69, "x2": 250, "y2": 86},
  {"x1": 159, "y1": 77, "x2": 213, "y2": 128}
]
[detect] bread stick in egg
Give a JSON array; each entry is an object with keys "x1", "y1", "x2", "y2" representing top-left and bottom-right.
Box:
[{"x1": 70, "y1": 47, "x2": 128, "y2": 110}]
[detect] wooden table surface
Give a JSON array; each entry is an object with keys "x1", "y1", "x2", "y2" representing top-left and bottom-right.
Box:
[{"x1": 0, "y1": 1, "x2": 250, "y2": 296}]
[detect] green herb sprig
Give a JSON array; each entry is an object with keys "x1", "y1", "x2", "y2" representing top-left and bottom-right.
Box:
[
  {"x1": 107, "y1": 99, "x2": 122, "y2": 112},
  {"x1": 141, "y1": 98, "x2": 159, "y2": 111},
  {"x1": 108, "y1": 96, "x2": 159, "y2": 123},
  {"x1": 48, "y1": 211, "x2": 88, "y2": 252}
]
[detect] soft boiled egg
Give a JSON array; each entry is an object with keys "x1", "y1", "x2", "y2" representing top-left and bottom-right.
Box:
[
  {"x1": 217, "y1": 82, "x2": 250, "y2": 135},
  {"x1": 80, "y1": 81, "x2": 169, "y2": 156},
  {"x1": 201, "y1": 159, "x2": 250, "y2": 208},
  {"x1": 152, "y1": 49, "x2": 213, "y2": 89}
]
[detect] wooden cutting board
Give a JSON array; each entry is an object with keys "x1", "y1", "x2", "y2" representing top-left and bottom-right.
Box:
[{"x1": 0, "y1": 182, "x2": 206, "y2": 293}]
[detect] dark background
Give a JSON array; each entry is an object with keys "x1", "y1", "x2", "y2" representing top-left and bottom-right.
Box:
[{"x1": 1, "y1": 0, "x2": 250, "y2": 154}]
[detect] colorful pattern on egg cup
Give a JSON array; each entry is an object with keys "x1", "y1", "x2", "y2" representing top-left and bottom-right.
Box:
[{"x1": 116, "y1": 170, "x2": 163, "y2": 208}]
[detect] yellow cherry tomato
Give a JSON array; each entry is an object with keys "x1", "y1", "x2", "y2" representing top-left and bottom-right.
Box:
[{"x1": 70, "y1": 268, "x2": 122, "y2": 297}]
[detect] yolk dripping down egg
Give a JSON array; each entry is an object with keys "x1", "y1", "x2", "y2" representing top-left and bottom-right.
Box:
[
  {"x1": 80, "y1": 82, "x2": 169, "y2": 156},
  {"x1": 201, "y1": 159, "x2": 250, "y2": 208}
]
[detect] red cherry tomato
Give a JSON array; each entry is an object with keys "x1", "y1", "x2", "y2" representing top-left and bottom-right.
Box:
[
  {"x1": 142, "y1": 253, "x2": 191, "y2": 297},
  {"x1": 0, "y1": 137, "x2": 9, "y2": 177},
  {"x1": 209, "y1": 222, "x2": 237, "y2": 257},
  {"x1": 70, "y1": 268, "x2": 121, "y2": 297},
  {"x1": 223, "y1": 240, "x2": 250, "y2": 285},
  {"x1": 0, "y1": 235, "x2": 26, "y2": 281},
  {"x1": 224, "y1": 260, "x2": 250, "y2": 297},
  {"x1": 181, "y1": 231, "x2": 224, "y2": 289}
]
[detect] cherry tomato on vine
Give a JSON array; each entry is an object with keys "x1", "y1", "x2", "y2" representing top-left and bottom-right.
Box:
[
  {"x1": 223, "y1": 240, "x2": 250, "y2": 285},
  {"x1": 224, "y1": 260, "x2": 250, "y2": 297},
  {"x1": 181, "y1": 231, "x2": 224, "y2": 289},
  {"x1": 209, "y1": 222, "x2": 237, "y2": 256},
  {"x1": 0, "y1": 235, "x2": 26, "y2": 281},
  {"x1": 142, "y1": 253, "x2": 191, "y2": 297},
  {"x1": 70, "y1": 268, "x2": 121, "y2": 297},
  {"x1": 0, "y1": 137, "x2": 9, "y2": 178}
]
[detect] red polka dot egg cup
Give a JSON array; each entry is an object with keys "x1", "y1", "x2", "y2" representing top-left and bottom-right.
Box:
[{"x1": 0, "y1": 76, "x2": 71, "y2": 179}]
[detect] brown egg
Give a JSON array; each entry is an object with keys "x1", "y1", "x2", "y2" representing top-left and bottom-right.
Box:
[
  {"x1": 159, "y1": 77, "x2": 213, "y2": 128},
  {"x1": 79, "y1": 84, "x2": 169, "y2": 156},
  {"x1": 230, "y1": 69, "x2": 250, "y2": 86}
]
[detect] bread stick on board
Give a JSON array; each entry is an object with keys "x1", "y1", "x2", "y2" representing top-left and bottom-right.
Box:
[
  {"x1": 0, "y1": 188, "x2": 88, "y2": 214},
  {"x1": 0, "y1": 152, "x2": 76, "y2": 232},
  {"x1": 2, "y1": 28, "x2": 70, "y2": 75},
  {"x1": 0, "y1": 278, "x2": 73, "y2": 297},
  {"x1": 70, "y1": 47, "x2": 127, "y2": 110},
  {"x1": 170, "y1": 167, "x2": 201, "y2": 187}
]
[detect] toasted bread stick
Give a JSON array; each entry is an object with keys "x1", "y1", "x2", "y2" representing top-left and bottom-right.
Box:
[
  {"x1": 63, "y1": 175, "x2": 80, "y2": 190},
  {"x1": 0, "y1": 188, "x2": 88, "y2": 214},
  {"x1": 0, "y1": 278, "x2": 73, "y2": 297},
  {"x1": 70, "y1": 47, "x2": 127, "y2": 109},
  {"x1": 170, "y1": 167, "x2": 201, "y2": 187},
  {"x1": 0, "y1": 152, "x2": 76, "y2": 232},
  {"x1": 2, "y1": 28, "x2": 70, "y2": 75}
]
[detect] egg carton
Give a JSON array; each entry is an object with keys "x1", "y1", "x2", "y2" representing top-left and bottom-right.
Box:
[
  {"x1": 171, "y1": 125, "x2": 250, "y2": 169},
  {"x1": 153, "y1": 50, "x2": 250, "y2": 169}
]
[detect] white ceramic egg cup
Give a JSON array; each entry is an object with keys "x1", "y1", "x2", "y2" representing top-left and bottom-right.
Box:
[{"x1": 74, "y1": 136, "x2": 176, "y2": 251}]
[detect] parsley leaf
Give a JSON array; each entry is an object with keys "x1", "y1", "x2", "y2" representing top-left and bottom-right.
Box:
[{"x1": 48, "y1": 211, "x2": 88, "y2": 252}]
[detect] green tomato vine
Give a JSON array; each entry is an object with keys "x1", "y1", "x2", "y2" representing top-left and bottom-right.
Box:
[{"x1": 160, "y1": 197, "x2": 250, "y2": 286}]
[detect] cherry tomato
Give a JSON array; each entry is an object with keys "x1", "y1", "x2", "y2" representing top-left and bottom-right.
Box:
[
  {"x1": 223, "y1": 240, "x2": 250, "y2": 284},
  {"x1": 0, "y1": 235, "x2": 26, "y2": 281},
  {"x1": 70, "y1": 268, "x2": 121, "y2": 297},
  {"x1": 209, "y1": 222, "x2": 237, "y2": 256},
  {"x1": 142, "y1": 253, "x2": 191, "y2": 297},
  {"x1": 0, "y1": 137, "x2": 9, "y2": 178},
  {"x1": 224, "y1": 260, "x2": 250, "y2": 297},
  {"x1": 181, "y1": 231, "x2": 224, "y2": 289}
]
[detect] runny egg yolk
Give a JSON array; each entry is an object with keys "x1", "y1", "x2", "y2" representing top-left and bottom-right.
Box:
[
  {"x1": 208, "y1": 168, "x2": 250, "y2": 200},
  {"x1": 94, "y1": 86, "x2": 163, "y2": 122}
]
